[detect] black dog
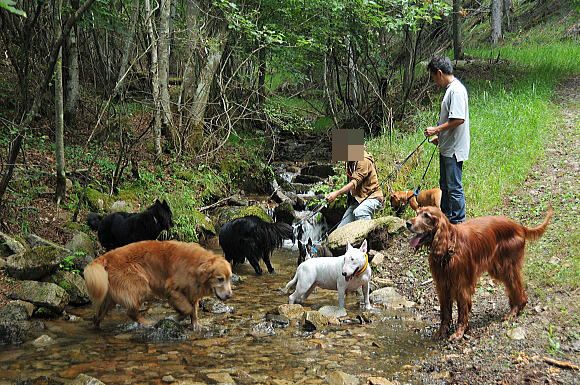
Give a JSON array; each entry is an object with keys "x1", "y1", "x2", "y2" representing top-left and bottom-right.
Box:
[
  {"x1": 87, "y1": 199, "x2": 174, "y2": 251},
  {"x1": 297, "y1": 238, "x2": 334, "y2": 266},
  {"x1": 219, "y1": 215, "x2": 293, "y2": 275}
]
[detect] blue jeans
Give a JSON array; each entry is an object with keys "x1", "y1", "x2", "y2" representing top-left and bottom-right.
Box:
[
  {"x1": 439, "y1": 155, "x2": 466, "y2": 224},
  {"x1": 337, "y1": 198, "x2": 383, "y2": 228}
]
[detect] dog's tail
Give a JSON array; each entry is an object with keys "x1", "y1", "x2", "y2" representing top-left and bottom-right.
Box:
[
  {"x1": 524, "y1": 206, "x2": 553, "y2": 241},
  {"x1": 263, "y1": 221, "x2": 294, "y2": 249},
  {"x1": 87, "y1": 212, "x2": 102, "y2": 231},
  {"x1": 284, "y1": 272, "x2": 299, "y2": 293},
  {"x1": 84, "y1": 261, "x2": 109, "y2": 306}
]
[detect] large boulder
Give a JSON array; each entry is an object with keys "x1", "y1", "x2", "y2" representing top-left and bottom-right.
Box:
[
  {"x1": 274, "y1": 201, "x2": 296, "y2": 225},
  {"x1": 25, "y1": 234, "x2": 69, "y2": 251},
  {"x1": 65, "y1": 232, "x2": 97, "y2": 260},
  {"x1": 292, "y1": 174, "x2": 324, "y2": 184},
  {"x1": 5, "y1": 246, "x2": 69, "y2": 280},
  {"x1": 0, "y1": 232, "x2": 27, "y2": 258},
  {"x1": 47, "y1": 271, "x2": 90, "y2": 305},
  {"x1": 213, "y1": 205, "x2": 271, "y2": 234},
  {"x1": 0, "y1": 300, "x2": 35, "y2": 321},
  {"x1": 301, "y1": 164, "x2": 335, "y2": 179},
  {"x1": 8, "y1": 280, "x2": 70, "y2": 313},
  {"x1": 327, "y1": 216, "x2": 405, "y2": 256}
]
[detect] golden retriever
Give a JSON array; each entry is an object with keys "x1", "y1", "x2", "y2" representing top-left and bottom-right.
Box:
[
  {"x1": 406, "y1": 206, "x2": 552, "y2": 340},
  {"x1": 390, "y1": 188, "x2": 442, "y2": 216},
  {"x1": 84, "y1": 240, "x2": 232, "y2": 329}
]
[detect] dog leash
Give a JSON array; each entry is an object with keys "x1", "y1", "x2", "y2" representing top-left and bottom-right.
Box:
[
  {"x1": 292, "y1": 202, "x2": 327, "y2": 229},
  {"x1": 384, "y1": 136, "x2": 429, "y2": 181}
]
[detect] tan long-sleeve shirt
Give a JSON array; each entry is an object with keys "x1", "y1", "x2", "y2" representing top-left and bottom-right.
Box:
[{"x1": 346, "y1": 151, "x2": 384, "y2": 203}]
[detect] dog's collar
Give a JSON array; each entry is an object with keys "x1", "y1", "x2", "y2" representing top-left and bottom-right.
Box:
[{"x1": 354, "y1": 253, "x2": 369, "y2": 277}]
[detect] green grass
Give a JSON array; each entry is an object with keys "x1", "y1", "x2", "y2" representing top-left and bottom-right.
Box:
[{"x1": 369, "y1": 37, "x2": 579, "y2": 218}]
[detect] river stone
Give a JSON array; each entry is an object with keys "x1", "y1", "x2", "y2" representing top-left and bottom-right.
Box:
[
  {"x1": 367, "y1": 377, "x2": 397, "y2": 385},
  {"x1": 200, "y1": 298, "x2": 234, "y2": 314},
  {"x1": 370, "y1": 277, "x2": 394, "y2": 292},
  {"x1": 47, "y1": 270, "x2": 90, "y2": 305},
  {"x1": 265, "y1": 314, "x2": 290, "y2": 328},
  {"x1": 326, "y1": 371, "x2": 360, "y2": 385},
  {"x1": 293, "y1": 174, "x2": 324, "y2": 184},
  {"x1": 250, "y1": 321, "x2": 276, "y2": 338},
  {"x1": 318, "y1": 305, "x2": 347, "y2": 318},
  {"x1": 327, "y1": 216, "x2": 406, "y2": 255},
  {"x1": 370, "y1": 252, "x2": 385, "y2": 266},
  {"x1": 162, "y1": 375, "x2": 176, "y2": 383},
  {"x1": 0, "y1": 300, "x2": 35, "y2": 321},
  {"x1": 14, "y1": 376, "x2": 64, "y2": 385},
  {"x1": 205, "y1": 372, "x2": 235, "y2": 385},
  {"x1": 507, "y1": 327, "x2": 526, "y2": 340},
  {"x1": 8, "y1": 280, "x2": 70, "y2": 313},
  {"x1": 301, "y1": 164, "x2": 335, "y2": 179},
  {"x1": 133, "y1": 318, "x2": 189, "y2": 342},
  {"x1": 32, "y1": 334, "x2": 55, "y2": 347},
  {"x1": 302, "y1": 310, "x2": 329, "y2": 331},
  {"x1": 5, "y1": 246, "x2": 70, "y2": 280},
  {"x1": 0, "y1": 320, "x2": 38, "y2": 345},
  {"x1": 0, "y1": 232, "x2": 27, "y2": 257},
  {"x1": 277, "y1": 304, "x2": 304, "y2": 319},
  {"x1": 370, "y1": 287, "x2": 416, "y2": 309},
  {"x1": 70, "y1": 374, "x2": 106, "y2": 385},
  {"x1": 230, "y1": 274, "x2": 243, "y2": 285}
]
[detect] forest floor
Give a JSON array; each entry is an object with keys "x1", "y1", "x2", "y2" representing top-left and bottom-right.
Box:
[{"x1": 374, "y1": 76, "x2": 579, "y2": 384}]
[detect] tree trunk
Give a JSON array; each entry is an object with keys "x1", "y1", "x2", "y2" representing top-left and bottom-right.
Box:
[
  {"x1": 256, "y1": 45, "x2": 266, "y2": 106},
  {"x1": 54, "y1": 0, "x2": 66, "y2": 205},
  {"x1": 64, "y1": 24, "x2": 79, "y2": 125},
  {"x1": 345, "y1": 35, "x2": 358, "y2": 108},
  {"x1": 158, "y1": 0, "x2": 174, "y2": 146},
  {"x1": 186, "y1": 27, "x2": 228, "y2": 149},
  {"x1": 144, "y1": 0, "x2": 162, "y2": 157},
  {"x1": 491, "y1": 0, "x2": 502, "y2": 45},
  {"x1": 503, "y1": 0, "x2": 512, "y2": 32},
  {"x1": 452, "y1": 0, "x2": 463, "y2": 60},
  {"x1": 113, "y1": 0, "x2": 140, "y2": 97}
]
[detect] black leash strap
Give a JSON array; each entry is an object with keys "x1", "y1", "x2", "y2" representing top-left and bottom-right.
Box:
[
  {"x1": 293, "y1": 202, "x2": 327, "y2": 228},
  {"x1": 417, "y1": 145, "x2": 437, "y2": 191},
  {"x1": 386, "y1": 136, "x2": 428, "y2": 180}
]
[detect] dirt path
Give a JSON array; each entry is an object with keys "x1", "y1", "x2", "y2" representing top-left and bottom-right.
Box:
[{"x1": 376, "y1": 77, "x2": 579, "y2": 384}]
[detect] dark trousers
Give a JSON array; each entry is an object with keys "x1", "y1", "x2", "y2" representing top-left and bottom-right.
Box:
[{"x1": 439, "y1": 154, "x2": 466, "y2": 224}]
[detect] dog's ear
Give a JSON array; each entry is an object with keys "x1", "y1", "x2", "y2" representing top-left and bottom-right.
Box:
[
  {"x1": 359, "y1": 239, "x2": 368, "y2": 253},
  {"x1": 162, "y1": 199, "x2": 169, "y2": 208},
  {"x1": 346, "y1": 242, "x2": 352, "y2": 251},
  {"x1": 431, "y1": 211, "x2": 450, "y2": 259}
]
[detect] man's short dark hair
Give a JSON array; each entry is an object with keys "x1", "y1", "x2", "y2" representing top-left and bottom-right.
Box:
[{"x1": 427, "y1": 56, "x2": 454, "y2": 75}]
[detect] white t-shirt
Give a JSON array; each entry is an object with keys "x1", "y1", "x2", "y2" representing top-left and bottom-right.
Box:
[{"x1": 438, "y1": 78, "x2": 470, "y2": 162}]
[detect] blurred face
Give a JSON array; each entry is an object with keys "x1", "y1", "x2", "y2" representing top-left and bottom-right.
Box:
[{"x1": 430, "y1": 69, "x2": 446, "y2": 88}]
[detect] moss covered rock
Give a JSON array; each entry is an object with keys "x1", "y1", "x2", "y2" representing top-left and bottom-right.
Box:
[
  {"x1": 85, "y1": 187, "x2": 109, "y2": 212},
  {"x1": 5, "y1": 246, "x2": 69, "y2": 280},
  {"x1": 47, "y1": 271, "x2": 90, "y2": 305},
  {"x1": 0, "y1": 232, "x2": 27, "y2": 258},
  {"x1": 213, "y1": 205, "x2": 271, "y2": 233},
  {"x1": 327, "y1": 216, "x2": 405, "y2": 256},
  {"x1": 8, "y1": 280, "x2": 70, "y2": 313}
]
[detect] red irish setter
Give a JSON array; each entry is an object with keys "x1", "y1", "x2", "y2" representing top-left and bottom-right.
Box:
[{"x1": 406, "y1": 206, "x2": 553, "y2": 341}]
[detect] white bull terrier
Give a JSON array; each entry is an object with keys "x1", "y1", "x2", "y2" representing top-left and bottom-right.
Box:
[{"x1": 285, "y1": 240, "x2": 372, "y2": 310}]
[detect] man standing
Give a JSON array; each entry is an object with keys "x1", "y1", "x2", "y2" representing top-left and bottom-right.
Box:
[{"x1": 424, "y1": 56, "x2": 470, "y2": 224}]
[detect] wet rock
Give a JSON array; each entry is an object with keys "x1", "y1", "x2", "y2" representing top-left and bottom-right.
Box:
[
  {"x1": 65, "y1": 231, "x2": 97, "y2": 263},
  {"x1": 318, "y1": 305, "x2": 347, "y2": 318},
  {"x1": 369, "y1": 287, "x2": 415, "y2": 309},
  {"x1": 293, "y1": 174, "x2": 324, "y2": 184},
  {"x1": 292, "y1": 182, "x2": 316, "y2": 195},
  {"x1": 327, "y1": 216, "x2": 406, "y2": 255},
  {"x1": 0, "y1": 300, "x2": 35, "y2": 321},
  {"x1": 230, "y1": 274, "x2": 243, "y2": 285},
  {"x1": 70, "y1": 374, "x2": 106, "y2": 385},
  {"x1": 213, "y1": 206, "x2": 271, "y2": 233},
  {"x1": 34, "y1": 307, "x2": 62, "y2": 319},
  {"x1": 271, "y1": 380, "x2": 295, "y2": 385},
  {"x1": 47, "y1": 270, "x2": 90, "y2": 305},
  {"x1": 8, "y1": 280, "x2": 70, "y2": 313},
  {"x1": 274, "y1": 201, "x2": 296, "y2": 225},
  {"x1": 250, "y1": 321, "x2": 276, "y2": 338},
  {"x1": 32, "y1": 334, "x2": 55, "y2": 347},
  {"x1": 367, "y1": 377, "x2": 397, "y2": 385},
  {"x1": 507, "y1": 327, "x2": 526, "y2": 340},
  {"x1": 277, "y1": 304, "x2": 304, "y2": 319},
  {"x1": 133, "y1": 318, "x2": 189, "y2": 342},
  {"x1": 0, "y1": 320, "x2": 41, "y2": 345},
  {"x1": 325, "y1": 371, "x2": 360, "y2": 385},
  {"x1": 162, "y1": 375, "x2": 176, "y2": 383},
  {"x1": 0, "y1": 231, "x2": 27, "y2": 257},
  {"x1": 172, "y1": 381, "x2": 207, "y2": 385},
  {"x1": 271, "y1": 189, "x2": 292, "y2": 204},
  {"x1": 302, "y1": 311, "x2": 329, "y2": 331},
  {"x1": 369, "y1": 252, "x2": 385, "y2": 266},
  {"x1": 205, "y1": 372, "x2": 235, "y2": 385},
  {"x1": 5, "y1": 246, "x2": 69, "y2": 280},
  {"x1": 301, "y1": 164, "x2": 335, "y2": 179},
  {"x1": 14, "y1": 376, "x2": 64, "y2": 385},
  {"x1": 200, "y1": 298, "x2": 234, "y2": 314},
  {"x1": 265, "y1": 314, "x2": 290, "y2": 328}
]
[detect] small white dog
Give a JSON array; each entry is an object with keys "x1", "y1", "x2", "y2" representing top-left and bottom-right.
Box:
[{"x1": 285, "y1": 240, "x2": 372, "y2": 310}]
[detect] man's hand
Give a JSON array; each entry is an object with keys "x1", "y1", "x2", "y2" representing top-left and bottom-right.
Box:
[
  {"x1": 424, "y1": 126, "x2": 439, "y2": 137},
  {"x1": 429, "y1": 135, "x2": 439, "y2": 145},
  {"x1": 326, "y1": 191, "x2": 340, "y2": 203}
]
